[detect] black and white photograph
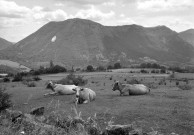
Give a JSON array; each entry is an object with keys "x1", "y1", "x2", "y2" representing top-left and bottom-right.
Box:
[{"x1": 0, "y1": 0, "x2": 194, "y2": 134}]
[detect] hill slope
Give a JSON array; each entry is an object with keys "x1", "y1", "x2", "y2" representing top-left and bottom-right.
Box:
[
  {"x1": 0, "y1": 37, "x2": 13, "y2": 50},
  {"x1": 179, "y1": 29, "x2": 194, "y2": 47},
  {"x1": 0, "y1": 18, "x2": 194, "y2": 67}
]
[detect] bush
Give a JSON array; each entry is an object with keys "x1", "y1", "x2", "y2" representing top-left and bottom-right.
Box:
[
  {"x1": 160, "y1": 69, "x2": 166, "y2": 74},
  {"x1": 107, "y1": 65, "x2": 113, "y2": 70},
  {"x1": 151, "y1": 70, "x2": 156, "y2": 73},
  {"x1": 127, "y1": 79, "x2": 140, "y2": 84},
  {"x1": 32, "y1": 65, "x2": 67, "y2": 75},
  {"x1": 96, "y1": 66, "x2": 105, "y2": 71},
  {"x1": 140, "y1": 69, "x2": 148, "y2": 73},
  {"x1": 178, "y1": 84, "x2": 192, "y2": 90},
  {"x1": 114, "y1": 62, "x2": 121, "y2": 69},
  {"x1": 33, "y1": 76, "x2": 41, "y2": 81},
  {"x1": 27, "y1": 82, "x2": 36, "y2": 87},
  {"x1": 86, "y1": 65, "x2": 94, "y2": 72},
  {"x1": 176, "y1": 81, "x2": 179, "y2": 86},
  {"x1": 57, "y1": 73, "x2": 87, "y2": 86},
  {"x1": 12, "y1": 73, "x2": 23, "y2": 82},
  {"x1": 46, "y1": 65, "x2": 67, "y2": 74},
  {"x1": 3, "y1": 77, "x2": 10, "y2": 82},
  {"x1": 168, "y1": 73, "x2": 175, "y2": 79},
  {"x1": 0, "y1": 87, "x2": 12, "y2": 112}
]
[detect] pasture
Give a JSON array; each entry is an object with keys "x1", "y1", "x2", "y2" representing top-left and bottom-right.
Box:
[{"x1": 2, "y1": 71, "x2": 194, "y2": 134}]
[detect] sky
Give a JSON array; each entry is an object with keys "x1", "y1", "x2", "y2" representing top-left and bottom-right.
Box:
[{"x1": 0, "y1": 0, "x2": 194, "y2": 42}]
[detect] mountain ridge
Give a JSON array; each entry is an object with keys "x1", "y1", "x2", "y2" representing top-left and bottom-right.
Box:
[
  {"x1": 0, "y1": 18, "x2": 194, "y2": 68},
  {"x1": 179, "y1": 29, "x2": 194, "y2": 48},
  {"x1": 0, "y1": 37, "x2": 13, "y2": 50}
]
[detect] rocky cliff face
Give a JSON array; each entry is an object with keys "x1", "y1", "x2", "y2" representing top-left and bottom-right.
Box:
[{"x1": 0, "y1": 18, "x2": 194, "y2": 67}]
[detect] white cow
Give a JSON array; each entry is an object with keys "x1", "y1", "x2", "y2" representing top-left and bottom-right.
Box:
[
  {"x1": 44, "y1": 81, "x2": 78, "y2": 96},
  {"x1": 112, "y1": 81, "x2": 150, "y2": 96},
  {"x1": 72, "y1": 87, "x2": 96, "y2": 104}
]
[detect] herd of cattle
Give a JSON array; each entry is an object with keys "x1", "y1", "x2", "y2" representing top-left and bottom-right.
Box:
[{"x1": 44, "y1": 80, "x2": 150, "y2": 105}]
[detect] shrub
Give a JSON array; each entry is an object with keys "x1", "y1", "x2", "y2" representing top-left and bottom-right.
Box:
[
  {"x1": 176, "y1": 81, "x2": 179, "y2": 86},
  {"x1": 23, "y1": 76, "x2": 33, "y2": 82},
  {"x1": 32, "y1": 65, "x2": 67, "y2": 75},
  {"x1": 0, "y1": 87, "x2": 12, "y2": 112},
  {"x1": 127, "y1": 79, "x2": 140, "y2": 84},
  {"x1": 107, "y1": 65, "x2": 113, "y2": 70},
  {"x1": 3, "y1": 77, "x2": 10, "y2": 82},
  {"x1": 140, "y1": 69, "x2": 148, "y2": 73},
  {"x1": 27, "y1": 82, "x2": 36, "y2": 87},
  {"x1": 33, "y1": 76, "x2": 41, "y2": 81},
  {"x1": 86, "y1": 65, "x2": 94, "y2": 72},
  {"x1": 96, "y1": 66, "x2": 105, "y2": 71},
  {"x1": 114, "y1": 62, "x2": 121, "y2": 69},
  {"x1": 12, "y1": 73, "x2": 23, "y2": 82},
  {"x1": 151, "y1": 70, "x2": 156, "y2": 73},
  {"x1": 160, "y1": 69, "x2": 166, "y2": 74},
  {"x1": 178, "y1": 84, "x2": 192, "y2": 90},
  {"x1": 168, "y1": 73, "x2": 175, "y2": 79},
  {"x1": 57, "y1": 73, "x2": 87, "y2": 86}
]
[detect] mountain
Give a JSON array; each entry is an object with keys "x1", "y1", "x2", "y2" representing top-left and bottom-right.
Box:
[
  {"x1": 0, "y1": 37, "x2": 13, "y2": 50},
  {"x1": 179, "y1": 29, "x2": 194, "y2": 47},
  {"x1": 0, "y1": 18, "x2": 194, "y2": 67}
]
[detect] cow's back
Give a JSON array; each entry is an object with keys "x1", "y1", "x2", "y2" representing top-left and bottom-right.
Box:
[
  {"x1": 80, "y1": 88, "x2": 96, "y2": 101},
  {"x1": 55, "y1": 84, "x2": 77, "y2": 94},
  {"x1": 129, "y1": 84, "x2": 149, "y2": 95}
]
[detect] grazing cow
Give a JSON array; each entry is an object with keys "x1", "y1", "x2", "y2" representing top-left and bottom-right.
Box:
[
  {"x1": 44, "y1": 81, "x2": 78, "y2": 96},
  {"x1": 112, "y1": 81, "x2": 150, "y2": 96},
  {"x1": 72, "y1": 87, "x2": 96, "y2": 104}
]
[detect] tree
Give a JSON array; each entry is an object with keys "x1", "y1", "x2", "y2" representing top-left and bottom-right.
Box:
[
  {"x1": 86, "y1": 65, "x2": 94, "y2": 72},
  {"x1": 107, "y1": 65, "x2": 113, "y2": 70},
  {"x1": 114, "y1": 62, "x2": 121, "y2": 69},
  {"x1": 160, "y1": 69, "x2": 166, "y2": 74},
  {"x1": 50, "y1": 60, "x2": 54, "y2": 68},
  {"x1": 96, "y1": 66, "x2": 105, "y2": 71}
]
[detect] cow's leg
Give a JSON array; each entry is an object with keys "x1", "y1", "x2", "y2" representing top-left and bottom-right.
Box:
[{"x1": 44, "y1": 92, "x2": 58, "y2": 96}]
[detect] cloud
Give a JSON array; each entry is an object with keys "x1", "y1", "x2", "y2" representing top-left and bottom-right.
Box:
[
  {"x1": 75, "y1": 6, "x2": 115, "y2": 21},
  {"x1": 56, "y1": 0, "x2": 105, "y2": 5},
  {"x1": 116, "y1": 17, "x2": 136, "y2": 25},
  {"x1": 55, "y1": 3, "x2": 65, "y2": 7},
  {"x1": 0, "y1": 18, "x2": 27, "y2": 28},
  {"x1": 135, "y1": 16, "x2": 194, "y2": 32},
  {"x1": 102, "y1": 2, "x2": 116, "y2": 7},
  {"x1": 0, "y1": 0, "x2": 30, "y2": 18},
  {"x1": 33, "y1": 9, "x2": 68, "y2": 22},
  {"x1": 0, "y1": 0, "x2": 69, "y2": 28},
  {"x1": 137, "y1": 0, "x2": 194, "y2": 11}
]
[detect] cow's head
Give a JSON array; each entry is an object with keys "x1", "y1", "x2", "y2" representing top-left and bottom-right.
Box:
[
  {"x1": 72, "y1": 87, "x2": 85, "y2": 104},
  {"x1": 73, "y1": 87, "x2": 84, "y2": 97},
  {"x1": 46, "y1": 81, "x2": 55, "y2": 91},
  {"x1": 112, "y1": 81, "x2": 121, "y2": 91}
]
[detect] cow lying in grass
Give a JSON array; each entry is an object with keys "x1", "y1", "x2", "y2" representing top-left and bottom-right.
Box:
[
  {"x1": 112, "y1": 81, "x2": 150, "y2": 96},
  {"x1": 44, "y1": 81, "x2": 78, "y2": 96},
  {"x1": 72, "y1": 87, "x2": 96, "y2": 104}
]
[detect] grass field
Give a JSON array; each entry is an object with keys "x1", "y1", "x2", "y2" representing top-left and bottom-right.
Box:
[{"x1": 2, "y1": 71, "x2": 194, "y2": 134}]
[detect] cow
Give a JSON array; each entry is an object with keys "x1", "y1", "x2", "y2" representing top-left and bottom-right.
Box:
[
  {"x1": 44, "y1": 81, "x2": 78, "y2": 96},
  {"x1": 112, "y1": 81, "x2": 150, "y2": 96},
  {"x1": 72, "y1": 87, "x2": 96, "y2": 104}
]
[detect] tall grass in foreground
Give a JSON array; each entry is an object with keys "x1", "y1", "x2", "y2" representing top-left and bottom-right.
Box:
[{"x1": 0, "y1": 99, "x2": 178, "y2": 135}]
